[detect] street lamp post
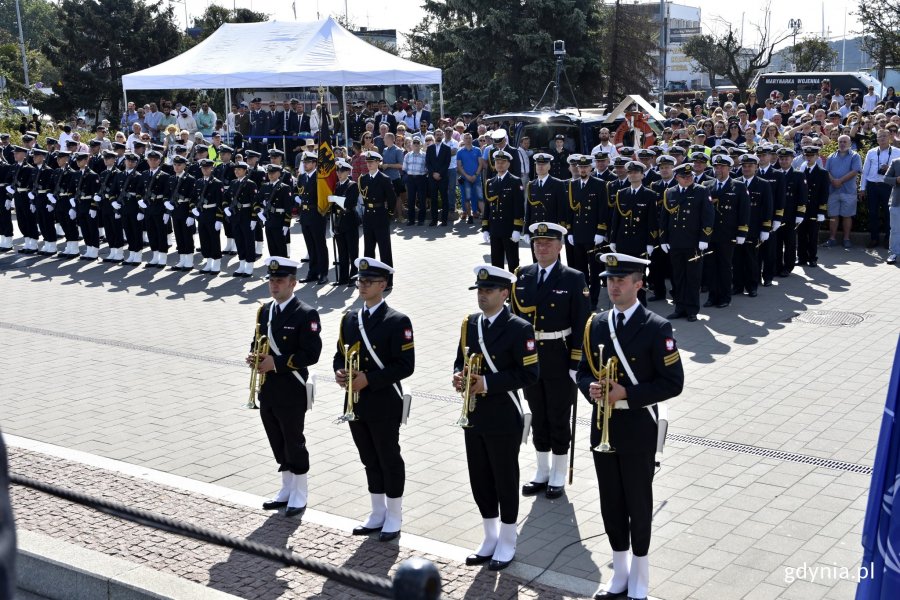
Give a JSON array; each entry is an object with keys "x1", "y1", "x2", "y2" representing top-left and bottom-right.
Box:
[
  {"x1": 14, "y1": 0, "x2": 30, "y2": 88},
  {"x1": 788, "y1": 18, "x2": 802, "y2": 70}
]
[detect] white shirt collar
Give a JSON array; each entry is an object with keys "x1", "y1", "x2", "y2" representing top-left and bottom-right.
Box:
[
  {"x1": 482, "y1": 306, "x2": 504, "y2": 325},
  {"x1": 276, "y1": 296, "x2": 294, "y2": 312},
  {"x1": 537, "y1": 175, "x2": 548, "y2": 185},
  {"x1": 537, "y1": 260, "x2": 558, "y2": 277},
  {"x1": 364, "y1": 299, "x2": 385, "y2": 315},
  {"x1": 614, "y1": 300, "x2": 640, "y2": 325}
]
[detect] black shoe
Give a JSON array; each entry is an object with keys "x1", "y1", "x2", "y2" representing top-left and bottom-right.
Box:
[
  {"x1": 224, "y1": 250, "x2": 238, "y2": 255},
  {"x1": 521, "y1": 481, "x2": 548, "y2": 496},
  {"x1": 406, "y1": 221, "x2": 415, "y2": 226},
  {"x1": 626, "y1": 597, "x2": 647, "y2": 600},
  {"x1": 686, "y1": 314, "x2": 698, "y2": 322},
  {"x1": 378, "y1": 530, "x2": 400, "y2": 542},
  {"x1": 796, "y1": 260, "x2": 807, "y2": 266},
  {"x1": 143, "y1": 262, "x2": 156, "y2": 268},
  {"x1": 37, "y1": 250, "x2": 56, "y2": 256},
  {"x1": 808, "y1": 261, "x2": 818, "y2": 268},
  {"x1": 732, "y1": 287, "x2": 742, "y2": 295},
  {"x1": 465, "y1": 553, "x2": 492, "y2": 566},
  {"x1": 428, "y1": 221, "x2": 437, "y2": 227},
  {"x1": 748, "y1": 290, "x2": 758, "y2": 297},
  {"x1": 467, "y1": 216, "x2": 474, "y2": 224},
  {"x1": 284, "y1": 505, "x2": 306, "y2": 518},
  {"x1": 762, "y1": 280, "x2": 772, "y2": 287},
  {"x1": 231, "y1": 270, "x2": 243, "y2": 277},
  {"x1": 715, "y1": 302, "x2": 730, "y2": 308},
  {"x1": 488, "y1": 557, "x2": 514, "y2": 571},
  {"x1": 80, "y1": 255, "x2": 95, "y2": 261},
  {"x1": 299, "y1": 276, "x2": 316, "y2": 283},
  {"x1": 545, "y1": 485, "x2": 565, "y2": 499},
  {"x1": 262, "y1": 500, "x2": 288, "y2": 511},
  {"x1": 703, "y1": 300, "x2": 715, "y2": 308},
  {"x1": 300, "y1": 257, "x2": 310, "y2": 262},
  {"x1": 867, "y1": 239, "x2": 879, "y2": 248},
  {"x1": 153, "y1": 262, "x2": 166, "y2": 269},
  {"x1": 352, "y1": 524, "x2": 382, "y2": 535},
  {"x1": 316, "y1": 276, "x2": 329, "y2": 285},
  {"x1": 647, "y1": 294, "x2": 664, "y2": 302},
  {"x1": 439, "y1": 221, "x2": 448, "y2": 227},
  {"x1": 417, "y1": 221, "x2": 424, "y2": 226},
  {"x1": 665, "y1": 311, "x2": 684, "y2": 320},
  {"x1": 778, "y1": 270, "x2": 790, "y2": 277},
  {"x1": 593, "y1": 590, "x2": 628, "y2": 600}
]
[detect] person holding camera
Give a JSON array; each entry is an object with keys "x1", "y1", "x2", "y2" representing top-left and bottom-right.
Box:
[{"x1": 860, "y1": 130, "x2": 900, "y2": 249}]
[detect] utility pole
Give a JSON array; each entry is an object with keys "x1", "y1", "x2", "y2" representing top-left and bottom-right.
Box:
[
  {"x1": 14, "y1": 0, "x2": 30, "y2": 90},
  {"x1": 788, "y1": 19, "x2": 802, "y2": 70},
  {"x1": 658, "y1": 0, "x2": 666, "y2": 110}
]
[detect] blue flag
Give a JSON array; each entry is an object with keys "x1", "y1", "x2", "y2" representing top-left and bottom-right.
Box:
[{"x1": 857, "y1": 335, "x2": 900, "y2": 599}]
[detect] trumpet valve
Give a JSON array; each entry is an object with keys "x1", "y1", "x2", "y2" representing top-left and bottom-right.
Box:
[{"x1": 593, "y1": 442, "x2": 613, "y2": 453}]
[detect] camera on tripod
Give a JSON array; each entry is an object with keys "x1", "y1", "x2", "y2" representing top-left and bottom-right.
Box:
[{"x1": 553, "y1": 40, "x2": 566, "y2": 57}]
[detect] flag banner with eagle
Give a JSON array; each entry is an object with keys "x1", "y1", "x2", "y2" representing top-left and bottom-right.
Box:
[{"x1": 317, "y1": 101, "x2": 337, "y2": 215}]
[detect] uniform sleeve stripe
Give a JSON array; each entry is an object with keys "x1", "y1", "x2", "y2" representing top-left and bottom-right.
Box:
[
  {"x1": 522, "y1": 355, "x2": 539, "y2": 365},
  {"x1": 401, "y1": 342, "x2": 415, "y2": 351},
  {"x1": 663, "y1": 352, "x2": 680, "y2": 366}
]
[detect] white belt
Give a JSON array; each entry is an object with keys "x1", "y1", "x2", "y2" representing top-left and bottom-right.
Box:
[
  {"x1": 534, "y1": 327, "x2": 572, "y2": 340},
  {"x1": 202, "y1": 203, "x2": 217, "y2": 208}
]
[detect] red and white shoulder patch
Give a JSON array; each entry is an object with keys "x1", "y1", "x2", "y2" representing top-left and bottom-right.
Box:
[
  {"x1": 526, "y1": 339, "x2": 536, "y2": 351},
  {"x1": 310, "y1": 321, "x2": 319, "y2": 332},
  {"x1": 665, "y1": 337, "x2": 675, "y2": 351},
  {"x1": 404, "y1": 328, "x2": 413, "y2": 340}
]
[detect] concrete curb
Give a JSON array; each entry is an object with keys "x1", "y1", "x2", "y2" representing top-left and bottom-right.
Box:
[{"x1": 16, "y1": 529, "x2": 240, "y2": 600}]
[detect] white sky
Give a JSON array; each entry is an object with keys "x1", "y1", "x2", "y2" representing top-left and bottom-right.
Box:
[{"x1": 172, "y1": 0, "x2": 861, "y2": 52}]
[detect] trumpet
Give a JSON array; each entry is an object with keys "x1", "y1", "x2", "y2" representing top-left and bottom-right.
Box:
[
  {"x1": 339, "y1": 343, "x2": 360, "y2": 422},
  {"x1": 248, "y1": 306, "x2": 269, "y2": 410},
  {"x1": 456, "y1": 347, "x2": 483, "y2": 428},
  {"x1": 592, "y1": 343, "x2": 619, "y2": 453}
]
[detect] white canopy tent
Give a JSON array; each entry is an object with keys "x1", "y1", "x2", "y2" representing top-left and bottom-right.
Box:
[{"x1": 121, "y1": 17, "x2": 443, "y2": 141}]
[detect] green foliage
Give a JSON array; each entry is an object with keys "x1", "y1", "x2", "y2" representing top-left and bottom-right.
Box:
[
  {"x1": 0, "y1": 42, "x2": 54, "y2": 98},
  {"x1": 789, "y1": 38, "x2": 838, "y2": 72},
  {"x1": 0, "y1": 0, "x2": 60, "y2": 48},
  {"x1": 682, "y1": 34, "x2": 729, "y2": 88},
  {"x1": 600, "y1": 0, "x2": 657, "y2": 106},
  {"x1": 191, "y1": 5, "x2": 269, "y2": 42},
  {"x1": 855, "y1": 0, "x2": 900, "y2": 80}
]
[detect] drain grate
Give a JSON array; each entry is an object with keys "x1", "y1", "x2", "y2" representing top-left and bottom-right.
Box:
[{"x1": 787, "y1": 310, "x2": 866, "y2": 327}]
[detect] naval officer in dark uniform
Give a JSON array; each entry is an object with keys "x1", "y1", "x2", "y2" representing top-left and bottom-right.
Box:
[
  {"x1": 608, "y1": 161, "x2": 659, "y2": 306},
  {"x1": 732, "y1": 154, "x2": 773, "y2": 297},
  {"x1": 577, "y1": 253, "x2": 684, "y2": 600},
  {"x1": 482, "y1": 150, "x2": 525, "y2": 271},
  {"x1": 453, "y1": 264, "x2": 539, "y2": 571},
  {"x1": 704, "y1": 155, "x2": 750, "y2": 308},
  {"x1": 774, "y1": 147, "x2": 808, "y2": 276},
  {"x1": 334, "y1": 258, "x2": 415, "y2": 542},
  {"x1": 524, "y1": 153, "x2": 566, "y2": 231},
  {"x1": 330, "y1": 158, "x2": 360, "y2": 285},
  {"x1": 248, "y1": 257, "x2": 322, "y2": 518},
  {"x1": 659, "y1": 163, "x2": 715, "y2": 321},
  {"x1": 358, "y1": 152, "x2": 396, "y2": 283},
  {"x1": 511, "y1": 222, "x2": 589, "y2": 499},
  {"x1": 226, "y1": 161, "x2": 260, "y2": 278},
  {"x1": 258, "y1": 163, "x2": 293, "y2": 259},
  {"x1": 564, "y1": 155, "x2": 608, "y2": 306},
  {"x1": 296, "y1": 151, "x2": 329, "y2": 284}
]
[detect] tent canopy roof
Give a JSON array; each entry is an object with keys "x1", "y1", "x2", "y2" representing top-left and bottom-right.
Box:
[{"x1": 122, "y1": 17, "x2": 441, "y2": 91}]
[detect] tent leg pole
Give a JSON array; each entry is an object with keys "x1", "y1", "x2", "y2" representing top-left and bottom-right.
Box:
[
  {"x1": 123, "y1": 89, "x2": 128, "y2": 125},
  {"x1": 439, "y1": 83, "x2": 444, "y2": 122},
  {"x1": 342, "y1": 86, "x2": 348, "y2": 146}
]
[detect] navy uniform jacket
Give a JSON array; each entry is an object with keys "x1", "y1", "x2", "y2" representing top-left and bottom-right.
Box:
[
  {"x1": 595, "y1": 169, "x2": 617, "y2": 183},
  {"x1": 659, "y1": 184, "x2": 715, "y2": 250},
  {"x1": 778, "y1": 167, "x2": 809, "y2": 221},
  {"x1": 96, "y1": 168, "x2": 119, "y2": 210},
  {"x1": 88, "y1": 154, "x2": 106, "y2": 175},
  {"x1": 511, "y1": 261, "x2": 589, "y2": 375},
  {"x1": 258, "y1": 180, "x2": 293, "y2": 229},
  {"x1": 736, "y1": 176, "x2": 774, "y2": 241},
  {"x1": 482, "y1": 172, "x2": 525, "y2": 236},
  {"x1": 29, "y1": 163, "x2": 54, "y2": 197},
  {"x1": 576, "y1": 305, "x2": 684, "y2": 453},
  {"x1": 704, "y1": 178, "x2": 750, "y2": 243},
  {"x1": 485, "y1": 145, "x2": 524, "y2": 179},
  {"x1": 347, "y1": 113, "x2": 367, "y2": 142},
  {"x1": 192, "y1": 176, "x2": 226, "y2": 222},
  {"x1": 296, "y1": 170, "x2": 324, "y2": 225},
  {"x1": 757, "y1": 165, "x2": 786, "y2": 223},
  {"x1": 454, "y1": 307, "x2": 540, "y2": 435},
  {"x1": 164, "y1": 172, "x2": 196, "y2": 216},
  {"x1": 6, "y1": 161, "x2": 33, "y2": 196},
  {"x1": 140, "y1": 168, "x2": 171, "y2": 216},
  {"x1": 213, "y1": 162, "x2": 236, "y2": 184},
  {"x1": 358, "y1": 170, "x2": 396, "y2": 221},
  {"x1": 548, "y1": 148, "x2": 570, "y2": 179},
  {"x1": 333, "y1": 303, "x2": 415, "y2": 423},
  {"x1": 250, "y1": 109, "x2": 269, "y2": 139},
  {"x1": 524, "y1": 176, "x2": 566, "y2": 226},
  {"x1": 564, "y1": 177, "x2": 608, "y2": 243},
  {"x1": 609, "y1": 186, "x2": 659, "y2": 256},
  {"x1": 331, "y1": 177, "x2": 360, "y2": 233},
  {"x1": 605, "y1": 178, "x2": 630, "y2": 216},
  {"x1": 642, "y1": 168, "x2": 661, "y2": 187},
  {"x1": 226, "y1": 176, "x2": 259, "y2": 222},
  {"x1": 69, "y1": 168, "x2": 100, "y2": 213},
  {"x1": 254, "y1": 297, "x2": 322, "y2": 407},
  {"x1": 692, "y1": 171, "x2": 713, "y2": 186},
  {"x1": 801, "y1": 163, "x2": 829, "y2": 218}
]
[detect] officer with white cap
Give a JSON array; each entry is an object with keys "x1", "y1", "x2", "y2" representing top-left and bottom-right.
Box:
[
  {"x1": 296, "y1": 150, "x2": 329, "y2": 284},
  {"x1": 330, "y1": 158, "x2": 360, "y2": 284},
  {"x1": 358, "y1": 151, "x2": 396, "y2": 285}
]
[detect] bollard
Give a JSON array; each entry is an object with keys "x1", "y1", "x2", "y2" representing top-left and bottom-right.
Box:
[{"x1": 392, "y1": 557, "x2": 442, "y2": 600}]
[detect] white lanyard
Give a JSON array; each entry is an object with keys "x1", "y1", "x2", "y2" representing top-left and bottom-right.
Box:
[
  {"x1": 267, "y1": 302, "x2": 306, "y2": 386},
  {"x1": 606, "y1": 310, "x2": 656, "y2": 423},
  {"x1": 357, "y1": 308, "x2": 404, "y2": 400},
  {"x1": 476, "y1": 315, "x2": 523, "y2": 417}
]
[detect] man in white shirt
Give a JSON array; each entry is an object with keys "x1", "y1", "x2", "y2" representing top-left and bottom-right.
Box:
[
  {"x1": 589, "y1": 128, "x2": 619, "y2": 158},
  {"x1": 862, "y1": 86, "x2": 879, "y2": 112},
  {"x1": 860, "y1": 129, "x2": 900, "y2": 248}
]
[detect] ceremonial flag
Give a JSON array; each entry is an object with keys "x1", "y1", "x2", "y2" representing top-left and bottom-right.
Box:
[
  {"x1": 317, "y1": 101, "x2": 337, "y2": 216},
  {"x1": 856, "y1": 335, "x2": 900, "y2": 599}
]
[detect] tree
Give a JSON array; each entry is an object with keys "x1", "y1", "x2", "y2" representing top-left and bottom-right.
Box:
[
  {"x1": 0, "y1": 0, "x2": 61, "y2": 49},
  {"x1": 855, "y1": 0, "x2": 900, "y2": 80},
  {"x1": 0, "y1": 43, "x2": 54, "y2": 97},
  {"x1": 601, "y1": 0, "x2": 659, "y2": 107},
  {"x1": 43, "y1": 0, "x2": 182, "y2": 121},
  {"x1": 683, "y1": 34, "x2": 729, "y2": 90},
  {"x1": 191, "y1": 5, "x2": 269, "y2": 41},
  {"x1": 408, "y1": 0, "x2": 606, "y2": 114},
  {"x1": 789, "y1": 37, "x2": 838, "y2": 72}
]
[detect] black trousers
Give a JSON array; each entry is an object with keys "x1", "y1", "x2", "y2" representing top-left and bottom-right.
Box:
[
  {"x1": 260, "y1": 398, "x2": 309, "y2": 475},
  {"x1": 776, "y1": 222, "x2": 798, "y2": 273},
  {"x1": 759, "y1": 237, "x2": 776, "y2": 283},
  {"x1": 524, "y1": 373, "x2": 575, "y2": 455},
  {"x1": 223, "y1": 218, "x2": 234, "y2": 241},
  {"x1": 146, "y1": 212, "x2": 169, "y2": 253},
  {"x1": 349, "y1": 420, "x2": 405, "y2": 497},
  {"x1": 465, "y1": 431, "x2": 520, "y2": 523},
  {"x1": 102, "y1": 207, "x2": 124, "y2": 249},
  {"x1": 57, "y1": 204, "x2": 79, "y2": 242},
  {"x1": 334, "y1": 229, "x2": 359, "y2": 282},
  {"x1": 172, "y1": 210, "x2": 195, "y2": 254},
  {"x1": 867, "y1": 183, "x2": 891, "y2": 241},
  {"x1": 406, "y1": 175, "x2": 427, "y2": 223},
  {"x1": 124, "y1": 210, "x2": 144, "y2": 252},
  {"x1": 797, "y1": 219, "x2": 819, "y2": 263},
  {"x1": 490, "y1": 233, "x2": 519, "y2": 271},
  {"x1": 567, "y1": 240, "x2": 601, "y2": 306},
  {"x1": 198, "y1": 217, "x2": 222, "y2": 259},
  {"x1": 36, "y1": 197, "x2": 57, "y2": 242},
  {"x1": 0, "y1": 196, "x2": 11, "y2": 237},
  {"x1": 300, "y1": 217, "x2": 328, "y2": 277},
  {"x1": 265, "y1": 223, "x2": 287, "y2": 258},
  {"x1": 733, "y1": 242, "x2": 760, "y2": 293},
  {"x1": 232, "y1": 216, "x2": 255, "y2": 262},
  {"x1": 707, "y1": 241, "x2": 735, "y2": 305},
  {"x1": 77, "y1": 207, "x2": 100, "y2": 248},
  {"x1": 593, "y1": 451, "x2": 656, "y2": 556},
  {"x1": 669, "y1": 248, "x2": 702, "y2": 316},
  {"x1": 13, "y1": 193, "x2": 38, "y2": 238},
  {"x1": 428, "y1": 174, "x2": 449, "y2": 224},
  {"x1": 363, "y1": 210, "x2": 393, "y2": 267}
]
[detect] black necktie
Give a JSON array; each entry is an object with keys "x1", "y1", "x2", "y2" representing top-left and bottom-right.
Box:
[
  {"x1": 483, "y1": 317, "x2": 491, "y2": 331},
  {"x1": 537, "y1": 268, "x2": 547, "y2": 288},
  {"x1": 363, "y1": 308, "x2": 371, "y2": 322},
  {"x1": 275, "y1": 305, "x2": 282, "y2": 317},
  {"x1": 716, "y1": 182, "x2": 722, "y2": 194},
  {"x1": 616, "y1": 312, "x2": 625, "y2": 334}
]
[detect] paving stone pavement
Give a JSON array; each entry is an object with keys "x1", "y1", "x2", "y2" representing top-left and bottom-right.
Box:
[{"x1": 1, "y1": 222, "x2": 898, "y2": 599}]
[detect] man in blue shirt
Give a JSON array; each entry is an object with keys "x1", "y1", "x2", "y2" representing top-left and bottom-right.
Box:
[
  {"x1": 456, "y1": 133, "x2": 483, "y2": 222},
  {"x1": 380, "y1": 133, "x2": 405, "y2": 218},
  {"x1": 824, "y1": 135, "x2": 862, "y2": 248}
]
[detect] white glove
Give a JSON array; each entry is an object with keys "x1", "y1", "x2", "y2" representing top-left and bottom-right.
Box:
[
  {"x1": 594, "y1": 234, "x2": 605, "y2": 245},
  {"x1": 136, "y1": 212, "x2": 144, "y2": 221},
  {"x1": 257, "y1": 210, "x2": 267, "y2": 224},
  {"x1": 214, "y1": 221, "x2": 222, "y2": 232},
  {"x1": 163, "y1": 213, "x2": 170, "y2": 224},
  {"x1": 48, "y1": 193, "x2": 56, "y2": 204},
  {"x1": 250, "y1": 221, "x2": 257, "y2": 231},
  {"x1": 760, "y1": 231, "x2": 769, "y2": 242},
  {"x1": 262, "y1": 138, "x2": 268, "y2": 144},
  {"x1": 609, "y1": 243, "x2": 617, "y2": 252},
  {"x1": 511, "y1": 231, "x2": 521, "y2": 243},
  {"x1": 698, "y1": 241, "x2": 709, "y2": 251},
  {"x1": 282, "y1": 226, "x2": 289, "y2": 236},
  {"x1": 93, "y1": 194, "x2": 101, "y2": 202},
  {"x1": 4, "y1": 186, "x2": 13, "y2": 194},
  {"x1": 28, "y1": 192, "x2": 35, "y2": 200},
  {"x1": 522, "y1": 234, "x2": 530, "y2": 244},
  {"x1": 70, "y1": 198, "x2": 76, "y2": 208},
  {"x1": 569, "y1": 369, "x2": 577, "y2": 383},
  {"x1": 111, "y1": 201, "x2": 121, "y2": 210},
  {"x1": 795, "y1": 216, "x2": 804, "y2": 225},
  {"x1": 567, "y1": 234, "x2": 574, "y2": 245},
  {"x1": 482, "y1": 231, "x2": 490, "y2": 243},
  {"x1": 164, "y1": 201, "x2": 174, "y2": 211},
  {"x1": 114, "y1": 213, "x2": 121, "y2": 220},
  {"x1": 191, "y1": 207, "x2": 200, "y2": 217},
  {"x1": 646, "y1": 245, "x2": 654, "y2": 256},
  {"x1": 224, "y1": 206, "x2": 232, "y2": 217},
  {"x1": 89, "y1": 209, "x2": 97, "y2": 219},
  {"x1": 736, "y1": 236, "x2": 746, "y2": 245},
  {"x1": 186, "y1": 217, "x2": 195, "y2": 227},
  {"x1": 661, "y1": 243, "x2": 670, "y2": 253},
  {"x1": 3, "y1": 200, "x2": 10, "y2": 210},
  {"x1": 294, "y1": 195, "x2": 302, "y2": 204},
  {"x1": 29, "y1": 204, "x2": 36, "y2": 213},
  {"x1": 46, "y1": 203, "x2": 54, "y2": 213},
  {"x1": 138, "y1": 199, "x2": 147, "y2": 209},
  {"x1": 772, "y1": 220, "x2": 781, "y2": 232},
  {"x1": 68, "y1": 209, "x2": 76, "y2": 220},
  {"x1": 816, "y1": 214, "x2": 825, "y2": 222}
]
